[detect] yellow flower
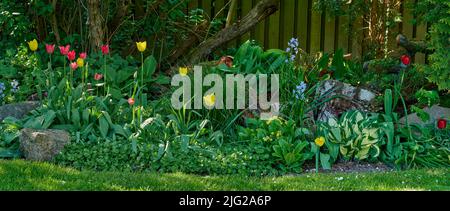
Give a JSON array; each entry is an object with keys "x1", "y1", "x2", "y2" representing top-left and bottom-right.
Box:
[
  {"x1": 266, "y1": 116, "x2": 280, "y2": 124},
  {"x1": 136, "y1": 41, "x2": 147, "y2": 52},
  {"x1": 203, "y1": 93, "x2": 216, "y2": 107},
  {"x1": 28, "y1": 39, "x2": 38, "y2": 51},
  {"x1": 76, "y1": 58, "x2": 84, "y2": 68},
  {"x1": 179, "y1": 67, "x2": 188, "y2": 76},
  {"x1": 314, "y1": 136, "x2": 325, "y2": 147}
]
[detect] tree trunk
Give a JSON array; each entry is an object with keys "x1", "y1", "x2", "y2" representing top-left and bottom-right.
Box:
[
  {"x1": 50, "y1": 0, "x2": 61, "y2": 44},
  {"x1": 181, "y1": 0, "x2": 280, "y2": 66},
  {"x1": 87, "y1": 0, "x2": 104, "y2": 51}
]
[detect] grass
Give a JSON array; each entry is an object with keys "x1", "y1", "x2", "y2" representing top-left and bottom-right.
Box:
[{"x1": 0, "y1": 159, "x2": 448, "y2": 191}]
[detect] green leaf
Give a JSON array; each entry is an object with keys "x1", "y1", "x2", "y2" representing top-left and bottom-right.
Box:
[
  {"x1": 181, "y1": 135, "x2": 189, "y2": 151},
  {"x1": 144, "y1": 55, "x2": 157, "y2": 77},
  {"x1": 320, "y1": 153, "x2": 332, "y2": 170},
  {"x1": 99, "y1": 116, "x2": 109, "y2": 138},
  {"x1": 331, "y1": 48, "x2": 345, "y2": 79}
]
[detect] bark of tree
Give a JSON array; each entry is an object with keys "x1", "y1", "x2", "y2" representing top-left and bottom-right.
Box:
[
  {"x1": 167, "y1": 20, "x2": 209, "y2": 65},
  {"x1": 87, "y1": 0, "x2": 104, "y2": 50},
  {"x1": 50, "y1": 0, "x2": 61, "y2": 44},
  {"x1": 180, "y1": 0, "x2": 280, "y2": 66}
]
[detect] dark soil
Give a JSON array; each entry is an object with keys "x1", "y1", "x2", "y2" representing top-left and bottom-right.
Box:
[{"x1": 303, "y1": 161, "x2": 393, "y2": 174}]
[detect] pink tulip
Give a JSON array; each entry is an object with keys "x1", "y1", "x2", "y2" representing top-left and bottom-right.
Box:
[
  {"x1": 59, "y1": 45, "x2": 70, "y2": 55},
  {"x1": 67, "y1": 50, "x2": 76, "y2": 61},
  {"x1": 45, "y1": 44, "x2": 55, "y2": 54},
  {"x1": 128, "y1": 98, "x2": 135, "y2": 106},
  {"x1": 79, "y1": 52, "x2": 87, "y2": 59},
  {"x1": 70, "y1": 62, "x2": 78, "y2": 70},
  {"x1": 94, "y1": 73, "x2": 103, "y2": 81}
]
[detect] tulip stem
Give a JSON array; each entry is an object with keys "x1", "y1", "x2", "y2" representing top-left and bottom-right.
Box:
[
  {"x1": 141, "y1": 53, "x2": 144, "y2": 89},
  {"x1": 315, "y1": 150, "x2": 319, "y2": 173},
  {"x1": 104, "y1": 55, "x2": 107, "y2": 96}
]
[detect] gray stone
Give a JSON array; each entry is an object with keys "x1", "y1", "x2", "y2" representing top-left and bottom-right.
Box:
[
  {"x1": 399, "y1": 105, "x2": 450, "y2": 126},
  {"x1": 19, "y1": 128, "x2": 70, "y2": 161},
  {"x1": 0, "y1": 101, "x2": 40, "y2": 122},
  {"x1": 316, "y1": 80, "x2": 377, "y2": 121}
]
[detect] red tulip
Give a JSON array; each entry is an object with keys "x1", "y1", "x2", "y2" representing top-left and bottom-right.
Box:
[
  {"x1": 101, "y1": 45, "x2": 109, "y2": 55},
  {"x1": 67, "y1": 50, "x2": 76, "y2": 61},
  {"x1": 45, "y1": 44, "x2": 55, "y2": 54},
  {"x1": 128, "y1": 98, "x2": 135, "y2": 106},
  {"x1": 401, "y1": 55, "x2": 411, "y2": 66},
  {"x1": 70, "y1": 62, "x2": 78, "y2": 70},
  {"x1": 94, "y1": 73, "x2": 103, "y2": 81},
  {"x1": 437, "y1": 119, "x2": 447, "y2": 129},
  {"x1": 79, "y1": 52, "x2": 87, "y2": 59},
  {"x1": 59, "y1": 45, "x2": 70, "y2": 55}
]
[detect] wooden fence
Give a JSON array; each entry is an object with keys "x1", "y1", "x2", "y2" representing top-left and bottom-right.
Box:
[{"x1": 187, "y1": 0, "x2": 428, "y2": 63}]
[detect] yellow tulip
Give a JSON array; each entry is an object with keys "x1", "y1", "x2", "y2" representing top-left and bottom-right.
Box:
[
  {"x1": 203, "y1": 93, "x2": 216, "y2": 107},
  {"x1": 136, "y1": 41, "x2": 147, "y2": 52},
  {"x1": 28, "y1": 39, "x2": 38, "y2": 51},
  {"x1": 76, "y1": 58, "x2": 84, "y2": 68},
  {"x1": 314, "y1": 136, "x2": 325, "y2": 147},
  {"x1": 179, "y1": 67, "x2": 188, "y2": 76}
]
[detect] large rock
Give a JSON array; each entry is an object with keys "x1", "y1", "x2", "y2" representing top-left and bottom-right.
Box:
[
  {"x1": 0, "y1": 101, "x2": 40, "y2": 122},
  {"x1": 399, "y1": 105, "x2": 450, "y2": 126},
  {"x1": 19, "y1": 128, "x2": 70, "y2": 161},
  {"x1": 316, "y1": 80, "x2": 377, "y2": 121}
]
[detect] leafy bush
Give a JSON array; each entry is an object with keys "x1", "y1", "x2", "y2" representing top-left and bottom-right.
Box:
[
  {"x1": 415, "y1": 0, "x2": 450, "y2": 90},
  {"x1": 238, "y1": 118, "x2": 313, "y2": 173}
]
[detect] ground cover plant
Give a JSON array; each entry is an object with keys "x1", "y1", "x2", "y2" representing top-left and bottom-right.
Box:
[{"x1": 0, "y1": 0, "x2": 448, "y2": 191}]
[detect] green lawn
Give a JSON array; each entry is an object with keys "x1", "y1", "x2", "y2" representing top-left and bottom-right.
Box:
[{"x1": 0, "y1": 160, "x2": 448, "y2": 191}]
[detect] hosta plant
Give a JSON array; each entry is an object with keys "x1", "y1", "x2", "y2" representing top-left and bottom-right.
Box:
[{"x1": 325, "y1": 110, "x2": 382, "y2": 161}]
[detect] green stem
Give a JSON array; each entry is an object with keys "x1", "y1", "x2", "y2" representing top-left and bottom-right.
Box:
[
  {"x1": 315, "y1": 150, "x2": 319, "y2": 173},
  {"x1": 104, "y1": 55, "x2": 107, "y2": 96},
  {"x1": 141, "y1": 53, "x2": 144, "y2": 88}
]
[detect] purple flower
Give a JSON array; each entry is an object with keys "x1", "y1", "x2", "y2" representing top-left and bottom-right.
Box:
[
  {"x1": 293, "y1": 81, "x2": 307, "y2": 100},
  {"x1": 286, "y1": 38, "x2": 300, "y2": 63}
]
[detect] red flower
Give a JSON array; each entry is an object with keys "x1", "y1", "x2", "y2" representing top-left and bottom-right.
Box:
[
  {"x1": 59, "y1": 45, "x2": 70, "y2": 55},
  {"x1": 45, "y1": 44, "x2": 55, "y2": 54},
  {"x1": 94, "y1": 73, "x2": 103, "y2": 81},
  {"x1": 70, "y1": 62, "x2": 78, "y2": 70},
  {"x1": 79, "y1": 52, "x2": 87, "y2": 59},
  {"x1": 67, "y1": 50, "x2": 76, "y2": 61},
  {"x1": 101, "y1": 45, "x2": 109, "y2": 55},
  {"x1": 401, "y1": 55, "x2": 411, "y2": 66},
  {"x1": 128, "y1": 98, "x2": 135, "y2": 106},
  {"x1": 437, "y1": 119, "x2": 447, "y2": 129}
]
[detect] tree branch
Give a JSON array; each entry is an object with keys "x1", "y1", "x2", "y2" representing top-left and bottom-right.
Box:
[{"x1": 180, "y1": 0, "x2": 280, "y2": 66}]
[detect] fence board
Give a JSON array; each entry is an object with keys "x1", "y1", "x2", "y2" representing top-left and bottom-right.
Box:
[
  {"x1": 403, "y1": 0, "x2": 414, "y2": 42},
  {"x1": 324, "y1": 15, "x2": 336, "y2": 53},
  {"x1": 297, "y1": 0, "x2": 308, "y2": 51},
  {"x1": 309, "y1": 1, "x2": 321, "y2": 54},
  {"x1": 415, "y1": 22, "x2": 427, "y2": 64},
  {"x1": 268, "y1": 1, "x2": 281, "y2": 49},
  {"x1": 351, "y1": 18, "x2": 363, "y2": 59},
  {"x1": 337, "y1": 14, "x2": 349, "y2": 54},
  {"x1": 280, "y1": 0, "x2": 296, "y2": 50},
  {"x1": 253, "y1": 0, "x2": 266, "y2": 47},
  {"x1": 241, "y1": 0, "x2": 253, "y2": 43}
]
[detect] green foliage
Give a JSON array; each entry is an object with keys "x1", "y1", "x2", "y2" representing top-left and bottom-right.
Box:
[
  {"x1": 415, "y1": 0, "x2": 450, "y2": 90},
  {"x1": 238, "y1": 118, "x2": 313, "y2": 173}
]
